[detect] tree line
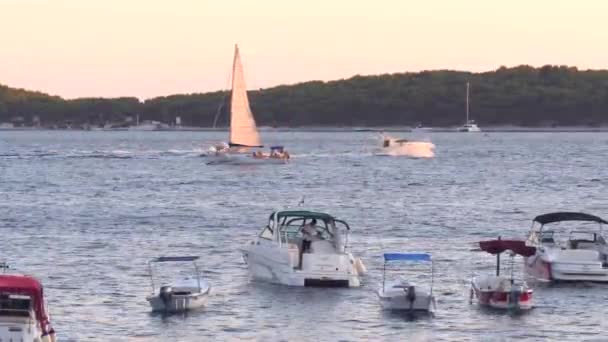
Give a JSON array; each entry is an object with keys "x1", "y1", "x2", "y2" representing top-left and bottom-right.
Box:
[{"x1": 1, "y1": 65, "x2": 607, "y2": 127}]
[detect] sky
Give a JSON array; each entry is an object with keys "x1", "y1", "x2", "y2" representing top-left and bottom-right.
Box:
[{"x1": 1, "y1": 0, "x2": 607, "y2": 99}]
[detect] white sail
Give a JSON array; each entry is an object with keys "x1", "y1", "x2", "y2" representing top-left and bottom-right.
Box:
[{"x1": 229, "y1": 45, "x2": 262, "y2": 147}]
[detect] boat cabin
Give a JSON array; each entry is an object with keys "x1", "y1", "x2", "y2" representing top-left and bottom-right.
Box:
[
  {"x1": 262, "y1": 211, "x2": 351, "y2": 255},
  {"x1": 0, "y1": 274, "x2": 55, "y2": 341},
  {"x1": 527, "y1": 212, "x2": 607, "y2": 252}
]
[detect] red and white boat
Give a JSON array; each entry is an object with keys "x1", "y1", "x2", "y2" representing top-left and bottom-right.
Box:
[
  {"x1": 524, "y1": 212, "x2": 608, "y2": 283},
  {"x1": 471, "y1": 239, "x2": 535, "y2": 310},
  {"x1": 0, "y1": 269, "x2": 56, "y2": 341}
]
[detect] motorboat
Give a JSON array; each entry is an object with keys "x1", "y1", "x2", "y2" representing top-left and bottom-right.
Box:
[
  {"x1": 241, "y1": 210, "x2": 367, "y2": 287},
  {"x1": 377, "y1": 253, "x2": 436, "y2": 312},
  {"x1": 0, "y1": 264, "x2": 56, "y2": 342},
  {"x1": 471, "y1": 238, "x2": 534, "y2": 310},
  {"x1": 377, "y1": 134, "x2": 435, "y2": 158},
  {"x1": 457, "y1": 82, "x2": 482, "y2": 132},
  {"x1": 524, "y1": 212, "x2": 608, "y2": 283},
  {"x1": 411, "y1": 123, "x2": 433, "y2": 132},
  {"x1": 146, "y1": 256, "x2": 210, "y2": 313},
  {"x1": 204, "y1": 45, "x2": 290, "y2": 164}
]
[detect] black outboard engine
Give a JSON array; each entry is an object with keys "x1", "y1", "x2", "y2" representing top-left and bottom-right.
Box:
[
  {"x1": 508, "y1": 289, "x2": 521, "y2": 308},
  {"x1": 383, "y1": 139, "x2": 390, "y2": 148},
  {"x1": 406, "y1": 285, "x2": 416, "y2": 310},
  {"x1": 159, "y1": 286, "x2": 173, "y2": 310}
]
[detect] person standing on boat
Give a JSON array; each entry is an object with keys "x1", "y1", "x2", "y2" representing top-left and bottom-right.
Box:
[{"x1": 299, "y1": 219, "x2": 318, "y2": 269}]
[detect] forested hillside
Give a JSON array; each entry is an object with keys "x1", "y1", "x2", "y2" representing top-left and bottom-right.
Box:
[{"x1": 2, "y1": 65, "x2": 607, "y2": 127}]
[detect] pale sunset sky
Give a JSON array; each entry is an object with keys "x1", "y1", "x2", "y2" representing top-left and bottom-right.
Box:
[{"x1": 1, "y1": 0, "x2": 606, "y2": 99}]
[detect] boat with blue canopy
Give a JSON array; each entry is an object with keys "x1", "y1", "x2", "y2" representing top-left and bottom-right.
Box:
[{"x1": 377, "y1": 253, "x2": 436, "y2": 312}]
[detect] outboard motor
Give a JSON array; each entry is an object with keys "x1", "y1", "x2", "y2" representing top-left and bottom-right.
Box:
[
  {"x1": 406, "y1": 285, "x2": 416, "y2": 310},
  {"x1": 159, "y1": 286, "x2": 173, "y2": 310},
  {"x1": 508, "y1": 289, "x2": 521, "y2": 309},
  {"x1": 383, "y1": 139, "x2": 390, "y2": 148}
]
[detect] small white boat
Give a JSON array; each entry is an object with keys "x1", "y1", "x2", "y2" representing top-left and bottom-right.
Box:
[
  {"x1": 457, "y1": 82, "x2": 482, "y2": 132},
  {"x1": 146, "y1": 256, "x2": 210, "y2": 313},
  {"x1": 524, "y1": 212, "x2": 608, "y2": 283},
  {"x1": 377, "y1": 253, "x2": 436, "y2": 312},
  {"x1": 241, "y1": 210, "x2": 366, "y2": 287},
  {"x1": 204, "y1": 45, "x2": 290, "y2": 164},
  {"x1": 0, "y1": 264, "x2": 57, "y2": 342},
  {"x1": 377, "y1": 134, "x2": 435, "y2": 158},
  {"x1": 471, "y1": 239, "x2": 534, "y2": 310}
]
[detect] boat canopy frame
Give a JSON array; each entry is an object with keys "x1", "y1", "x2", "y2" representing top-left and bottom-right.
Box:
[
  {"x1": 530, "y1": 212, "x2": 606, "y2": 241},
  {"x1": 533, "y1": 212, "x2": 608, "y2": 225},
  {"x1": 382, "y1": 253, "x2": 434, "y2": 294},
  {"x1": 478, "y1": 237, "x2": 535, "y2": 277},
  {"x1": 269, "y1": 210, "x2": 351, "y2": 249},
  {"x1": 148, "y1": 256, "x2": 202, "y2": 294}
]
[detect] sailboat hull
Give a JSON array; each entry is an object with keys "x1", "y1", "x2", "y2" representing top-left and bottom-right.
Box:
[{"x1": 205, "y1": 153, "x2": 288, "y2": 165}]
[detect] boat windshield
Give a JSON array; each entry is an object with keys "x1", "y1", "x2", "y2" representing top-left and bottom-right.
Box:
[
  {"x1": 0, "y1": 294, "x2": 32, "y2": 317},
  {"x1": 279, "y1": 218, "x2": 335, "y2": 241}
]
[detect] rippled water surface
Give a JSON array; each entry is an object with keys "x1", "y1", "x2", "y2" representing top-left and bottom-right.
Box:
[{"x1": 1, "y1": 131, "x2": 608, "y2": 341}]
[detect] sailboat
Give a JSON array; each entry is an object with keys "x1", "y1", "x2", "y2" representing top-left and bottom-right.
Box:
[
  {"x1": 458, "y1": 82, "x2": 481, "y2": 132},
  {"x1": 205, "y1": 45, "x2": 290, "y2": 164}
]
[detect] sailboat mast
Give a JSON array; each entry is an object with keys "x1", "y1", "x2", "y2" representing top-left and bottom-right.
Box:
[{"x1": 466, "y1": 82, "x2": 470, "y2": 123}]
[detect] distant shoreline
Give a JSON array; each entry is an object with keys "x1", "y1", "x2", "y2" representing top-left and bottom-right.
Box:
[{"x1": 2, "y1": 126, "x2": 608, "y2": 133}]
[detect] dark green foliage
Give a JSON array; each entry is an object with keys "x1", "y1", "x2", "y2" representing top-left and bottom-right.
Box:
[{"x1": 1, "y1": 65, "x2": 607, "y2": 127}]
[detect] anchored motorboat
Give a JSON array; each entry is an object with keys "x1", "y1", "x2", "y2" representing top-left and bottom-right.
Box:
[
  {"x1": 241, "y1": 210, "x2": 367, "y2": 287},
  {"x1": 377, "y1": 253, "x2": 436, "y2": 312},
  {"x1": 146, "y1": 256, "x2": 210, "y2": 313},
  {"x1": 204, "y1": 45, "x2": 290, "y2": 164},
  {"x1": 471, "y1": 238, "x2": 534, "y2": 310},
  {"x1": 0, "y1": 263, "x2": 56, "y2": 342},
  {"x1": 524, "y1": 212, "x2": 608, "y2": 283}
]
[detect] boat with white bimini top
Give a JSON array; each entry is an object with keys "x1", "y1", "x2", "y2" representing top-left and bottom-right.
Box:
[
  {"x1": 524, "y1": 212, "x2": 608, "y2": 283},
  {"x1": 471, "y1": 239, "x2": 534, "y2": 311},
  {"x1": 146, "y1": 256, "x2": 210, "y2": 313},
  {"x1": 457, "y1": 82, "x2": 482, "y2": 132},
  {"x1": 0, "y1": 263, "x2": 57, "y2": 342},
  {"x1": 204, "y1": 45, "x2": 289, "y2": 164},
  {"x1": 241, "y1": 210, "x2": 367, "y2": 287},
  {"x1": 377, "y1": 253, "x2": 436, "y2": 312}
]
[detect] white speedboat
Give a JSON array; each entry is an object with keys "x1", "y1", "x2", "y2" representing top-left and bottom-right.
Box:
[
  {"x1": 457, "y1": 82, "x2": 482, "y2": 132},
  {"x1": 0, "y1": 266, "x2": 57, "y2": 342},
  {"x1": 241, "y1": 210, "x2": 366, "y2": 287},
  {"x1": 524, "y1": 212, "x2": 608, "y2": 283},
  {"x1": 377, "y1": 134, "x2": 435, "y2": 158},
  {"x1": 204, "y1": 45, "x2": 290, "y2": 164},
  {"x1": 377, "y1": 253, "x2": 436, "y2": 312},
  {"x1": 471, "y1": 239, "x2": 534, "y2": 310},
  {"x1": 146, "y1": 256, "x2": 210, "y2": 313}
]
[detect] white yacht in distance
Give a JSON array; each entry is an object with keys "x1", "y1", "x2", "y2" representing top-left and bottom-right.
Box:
[
  {"x1": 458, "y1": 82, "x2": 481, "y2": 132},
  {"x1": 241, "y1": 210, "x2": 367, "y2": 287},
  {"x1": 525, "y1": 212, "x2": 608, "y2": 282}
]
